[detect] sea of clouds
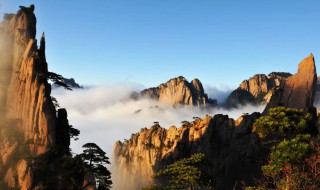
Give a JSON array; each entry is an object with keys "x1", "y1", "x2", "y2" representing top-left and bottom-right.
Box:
[{"x1": 52, "y1": 83, "x2": 265, "y2": 159}]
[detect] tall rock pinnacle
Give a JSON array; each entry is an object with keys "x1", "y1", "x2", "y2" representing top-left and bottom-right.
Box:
[
  {"x1": 0, "y1": 5, "x2": 94, "y2": 189},
  {"x1": 263, "y1": 54, "x2": 317, "y2": 114}
]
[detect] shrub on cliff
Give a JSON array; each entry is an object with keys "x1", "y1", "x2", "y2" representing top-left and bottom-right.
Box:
[
  {"x1": 143, "y1": 153, "x2": 214, "y2": 190},
  {"x1": 79, "y1": 143, "x2": 112, "y2": 190},
  {"x1": 249, "y1": 106, "x2": 318, "y2": 190}
]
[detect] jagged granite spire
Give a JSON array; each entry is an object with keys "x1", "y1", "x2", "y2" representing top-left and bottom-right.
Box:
[
  {"x1": 263, "y1": 53, "x2": 317, "y2": 114},
  {"x1": 0, "y1": 5, "x2": 94, "y2": 189}
]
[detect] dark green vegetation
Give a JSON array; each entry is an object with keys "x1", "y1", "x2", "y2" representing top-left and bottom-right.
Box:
[
  {"x1": 79, "y1": 143, "x2": 112, "y2": 190},
  {"x1": 268, "y1": 72, "x2": 292, "y2": 78},
  {"x1": 44, "y1": 71, "x2": 72, "y2": 90},
  {"x1": 247, "y1": 107, "x2": 320, "y2": 190},
  {"x1": 143, "y1": 153, "x2": 214, "y2": 190},
  {"x1": 253, "y1": 107, "x2": 312, "y2": 139}
]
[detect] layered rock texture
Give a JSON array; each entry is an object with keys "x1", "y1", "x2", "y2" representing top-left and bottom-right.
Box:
[
  {"x1": 0, "y1": 6, "x2": 93, "y2": 189},
  {"x1": 141, "y1": 76, "x2": 217, "y2": 107},
  {"x1": 226, "y1": 72, "x2": 292, "y2": 107},
  {"x1": 114, "y1": 55, "x2": 318, "y2": 189}
]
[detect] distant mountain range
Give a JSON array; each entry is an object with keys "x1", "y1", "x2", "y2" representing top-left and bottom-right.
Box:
[{"x1": 133, "y1": 72, "x2": 319, "y2": 109}]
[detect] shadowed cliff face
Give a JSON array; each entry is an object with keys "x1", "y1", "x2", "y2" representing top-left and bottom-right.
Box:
[
  {"x1": 0, "y1": 6, "x2": 94, "y2": 189},
  {"x1": 114, "y1": 55, "x2": 318, "y2": 190},
  {"x1": 141, "y1": 76, "x2": 217, "y2": 107},
  {"x1": 315, "y1": 77, "x2": 320, "y2": 107}
]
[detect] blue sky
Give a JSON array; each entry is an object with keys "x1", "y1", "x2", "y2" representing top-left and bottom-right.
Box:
[{"x1": 1, "y1": 0, "x2": 319, "y2": 89}]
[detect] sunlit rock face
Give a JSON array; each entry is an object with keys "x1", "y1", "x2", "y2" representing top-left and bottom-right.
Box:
[
  {"x1": 114, "y1": 113, "x2": 263, "y2": 189},
  {"x1": 141, "y1": 76, "x2": 217, "y2": 107},
  {"x1": 0, "y1": 5, "x2": 93, "y2": 189},
  {"x1": 264, "y1": 54, "x2": 317, "y2": 114},
  {"x1": 114, "y1": 55, "x2": 318, "y2": 190},
  {"x1": 0, "y1": 4, "x2": 60, "y2": 157},
  {"x1": 226, "y1": 72, "x2": 291, "y2": 107}
]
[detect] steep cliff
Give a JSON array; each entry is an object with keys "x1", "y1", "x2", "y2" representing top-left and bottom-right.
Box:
[
  {"x1": 114, "y1": 55, "x2": 318, "y2": 190},
  {"x1": 141, "y1": 76, "x2": 217, "y2": 107},
  {"x1": 226, "y1": 72, "x2": 291, "y2": 107},
  {"x1": 0, "y1": 5, "x2": 94, "y2": 189},
  {"x1": 263, "y1": 54, "x2": 317, "y2": 114},
  {"x1": 114, "y1": 113, "x2": 262, "y2": 189}
]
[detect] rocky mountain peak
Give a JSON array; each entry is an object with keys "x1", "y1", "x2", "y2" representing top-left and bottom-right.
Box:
[
  {"x1": 298, "y1": 53, "x2": 315, "y2": 73},
  {"x1": 190, "y1": 78, "x2": 205, "y2": 95},
  {"x1": 264, "y1": 53, "x2": 317, "y2": 114},
  {"x1": 225, "y1": 70, "x2": 293, "y2": 107},
  {"x1": 141, "y1": 76, "x2": 217, "y2": 107},
  {"x1": 0, "y1": 5, "x2": 93, "y2": 189}
]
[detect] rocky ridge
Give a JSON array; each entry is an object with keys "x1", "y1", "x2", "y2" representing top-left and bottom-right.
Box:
[
  {"x1": 114, "y1": 113, "x2": 262, "y2": 189},
  {"x1": 0, "y1": 6, "x2": 93, "y2": 189},
  {"x1": 114, "y1": 55, "x2": 318, "y2": 189},
  {"x1": 225, "y1": 72, "x2": 292, "y2": 107},
  {"x1": 141, "y1": 76, "x2": 217, "y2": 107}
]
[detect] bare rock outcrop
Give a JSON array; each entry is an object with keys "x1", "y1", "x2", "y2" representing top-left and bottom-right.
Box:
[
  {"x1": 226, "y1": 72, "x2": 291, "y2": 107},
  {"x1": 114, "y1": 113, "x2": 263, "y2": 189},
  {"x1": 263, "y1": 54, "x2": 317, "y2": 114},
  {"x1": 141, "y1": 76, "x2": 217, "y2": 107},
  {"x1": 0, "y1": 5, "x2": 93, "y2": 189},
  {"x1": 239, "y1": 74, "x2": 271, "y2": 97}
]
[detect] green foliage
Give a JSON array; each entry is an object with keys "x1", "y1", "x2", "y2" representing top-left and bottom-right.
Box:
[
  {"x1": 262, "y1": 134, "x2": 310, "y2": 175},
  {"x1": 148, "y1": 153, "x2": 214, "y2": 190},
  {"x1": 249, "y1": 106, "x2": 314, "y2": 190},
  {"x1": 253, "y1": 106, "x2": 312, "y2": 139},
  {"x1": 79, "y1": 143, "x2": 112, "y2": 190}
]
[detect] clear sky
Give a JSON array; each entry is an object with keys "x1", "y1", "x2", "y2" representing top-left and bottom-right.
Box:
[{"x1": 1, "y1": 0, "x2": 319, "y2": 89}]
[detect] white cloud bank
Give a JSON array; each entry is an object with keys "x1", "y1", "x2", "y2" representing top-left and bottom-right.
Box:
[{"x1": 52, "y1": 83, "x2": 265, "y2": 159}]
